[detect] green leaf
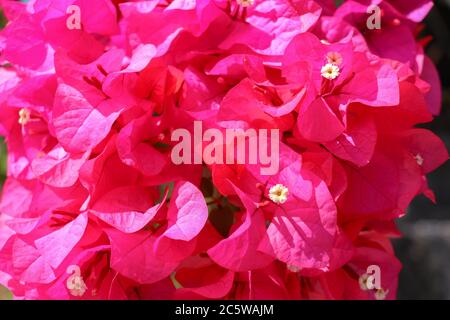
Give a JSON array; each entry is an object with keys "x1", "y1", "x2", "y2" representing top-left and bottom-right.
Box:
[
  {"x1": 0, "y1": 11, "x2": 6, "y2": 30},
  {"x1": 0, "y1": 138, "x2": 6, "y2": 187},
  {"x1": 0, "y1": 285, "x2": 12, "y2": 300},
  {"x1": 334, "y1": 0, "x2": 345, "y2": 7}
]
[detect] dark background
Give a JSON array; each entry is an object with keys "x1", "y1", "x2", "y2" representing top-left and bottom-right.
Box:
[
  {"x1": 0, "y1": 0, "x2": 449, "y2": 300},
  {"x1": 393, "y1": 0, "x2": 450, "y2": 300}
]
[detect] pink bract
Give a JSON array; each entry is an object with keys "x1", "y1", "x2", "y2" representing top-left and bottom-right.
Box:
[{"x1": 0, "y1": 0, "x2": 447, "y2": 300}]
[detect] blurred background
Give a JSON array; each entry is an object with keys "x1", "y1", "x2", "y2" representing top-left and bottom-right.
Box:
[
  {"x1": 0, "y1": 0, "x2": 449, "y2": 300},
  {"x1": 393, "y1": 0, "x2": 450, "y2": 300}
]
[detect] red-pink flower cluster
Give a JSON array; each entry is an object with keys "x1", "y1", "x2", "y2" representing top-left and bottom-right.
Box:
[{"x1": 0, "y1": 0, "x2": 447, "y2": 300}]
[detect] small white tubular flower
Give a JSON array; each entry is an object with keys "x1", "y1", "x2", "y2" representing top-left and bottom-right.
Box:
[
  {"x1": 375, "y1": 288, "x2": 389, "y2": 300},
  {"x1": 326, "y1": 51, "x2": 343, "y2": 66},
  {"x1": 414, "y1": 153, "x2": 424, "y2": 166},
  {"x1": 269, "y1": 184, "x2": 289, "y2": 204},
  {"x1": 358, "y1": 273, "x2": 370, "y2": 291},
  {"x1": 287, "y1": 264, "x2": 300, "y2": 273},
  {"x1": 66, "y1": 265, "x2": 87, "y2": 297},
  {"x1": 18, "y1": 108, "x2": 31, "y2": 125},
  {"x1": 237, "y1": 0, "x2": 255, "y2": 7},
  {"x1": 67, "y1": 274, "x2": 87, "y2": 297},
  {"x1": 321, "y1": 63, "x2": 340, "y2": 80}
]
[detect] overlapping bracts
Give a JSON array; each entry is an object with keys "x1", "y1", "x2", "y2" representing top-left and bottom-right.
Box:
[{"x1": 0, "y1": 0, "x2": 447, "y2": 300}]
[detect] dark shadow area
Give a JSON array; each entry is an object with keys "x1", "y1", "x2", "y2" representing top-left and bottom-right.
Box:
[{"x1": 394, "y1": 0, "x2": 450, "y2": 300}]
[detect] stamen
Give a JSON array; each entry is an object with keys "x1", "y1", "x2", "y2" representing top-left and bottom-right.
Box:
[{"x1": 257, "y1": 200, "x2": 271, "y2": 208}]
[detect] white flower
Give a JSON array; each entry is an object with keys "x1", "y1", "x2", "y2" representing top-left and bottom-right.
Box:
[
  {"x1": 375, "y1": 288, "x2": 389, "y2": 300},
  {"x1": 269, "y1": 184, "x2": 289, "y2": 204},
  {"x1": 287, "y1": 264, "x2": 300, "y2": 273},
  {"x1": 326, "y1": 51, "x2": 343, "y2": 66},
  {"x1": 18, "y1": 108, "x2": 31, "y2": 125},
  {"x1": 358, "y1": 273, "x2": 370, "y2": 291},
  {"x1": 414, "y1": 153, "x2": 424, "y2": 166},
  {"x1": 237, "y1": 0, "x2": 255, "y2": 7},
  {"x1": 66, "y1": 265, "x2": 87, "y2": 297},
  {"x1": 67, "y1": 274, "x2": 87, "y2": 297},
  {"x1": 321, "y1": 63, "x2": 340, "y2": 80}
]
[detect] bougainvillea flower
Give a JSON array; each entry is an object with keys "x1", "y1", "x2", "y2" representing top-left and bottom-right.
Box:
[
  {"x1": 207, "y1": 182, "x2": 274, "y2": 271},
  {"x1": 0, "y1": 0, "x2": 447, "y2": 301},
  {"x1": 219, "y1": 0, "x2": 322, "y2": 55},
  {"x1": 258, "y1": 160, "x2": 353, "y2": 273}
]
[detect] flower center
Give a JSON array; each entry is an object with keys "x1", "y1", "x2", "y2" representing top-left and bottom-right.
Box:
[
  {"x1": 375, "y1": 288, "x2": 389, "y2": 300},
  {"x1": 359, "y1": 273, "x2": 389, "y2": 300},
  {"x1": 358, "y1": 273, "x2": 370, "y2": 291},
  {"x1": 268, "y1": 184, "x2": 289, "y2": 204},
  {"x1": 326, "y1": 52, "x2": 343, "y2": 66},
  {"x1": 321, "y1": 63, "x2": 340, "y2": 80},
  {"x1": 236, "y1": 0, "x2": 254, "y2": 7},
  {"x1": 18, "y1": 108, "x2": 31, "y2": 125},
  {"x1": 66, "y1": 265, "x2": 88, "y2": 297},
  {"x1": 414, "y1": 154, "x2": 424, "y2": 166},
  {"x1": 287, "y1": 264, "x2": 300, "y2": 273}
]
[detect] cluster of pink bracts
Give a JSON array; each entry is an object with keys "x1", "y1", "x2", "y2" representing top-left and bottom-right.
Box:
[{"x1": 0, "y1": 0, "x2": 448, "y2": 300}]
